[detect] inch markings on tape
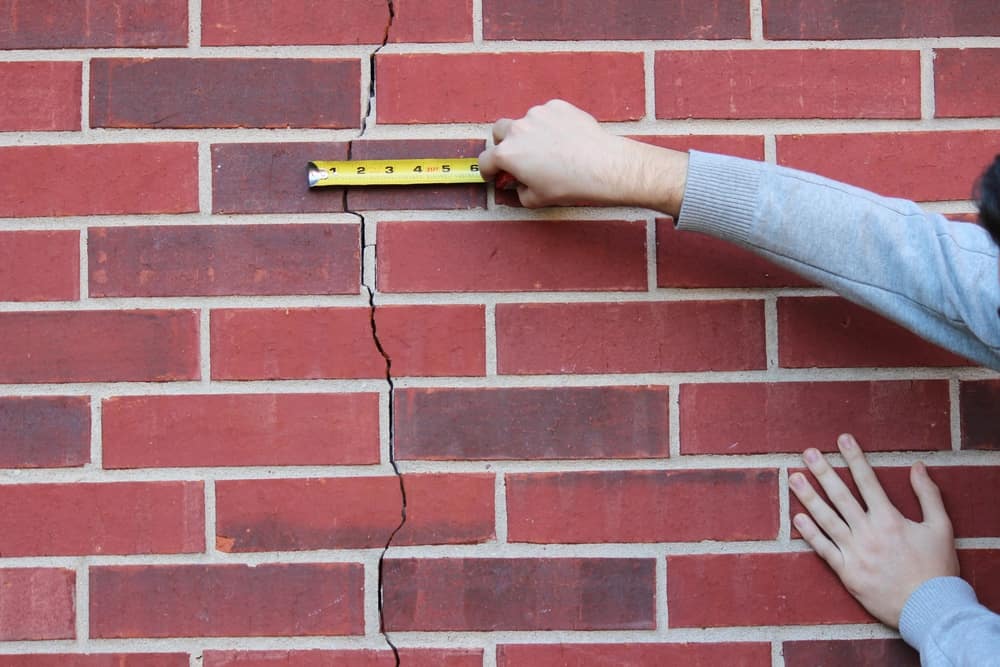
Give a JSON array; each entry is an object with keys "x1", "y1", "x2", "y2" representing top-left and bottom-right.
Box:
[{"x1": 307, "y1": 159, "x2": 517, "y2": 189}]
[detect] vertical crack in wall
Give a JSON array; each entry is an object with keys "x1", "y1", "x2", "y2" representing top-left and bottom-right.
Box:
[{"x1": 342, "y1": 2, "x2": 402, "y2": 664}]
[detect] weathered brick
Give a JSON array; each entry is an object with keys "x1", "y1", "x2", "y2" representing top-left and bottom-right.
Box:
[
  {"x1": 961, "y1": 380, "x2": 1000, "y2": 450},
  {"x1": 90, "y1": 563, "x2": 363, "y2": 637},
  {"x1": 497, "y1": 643, "x2": 771, "y2": 666},
  {"x1": 0, "y1": 568, "x2": 75, "y2": 640},
  {"x1": 102, "y1": 393, "x2": 379, "y2": 468},
  {"x1": 0, "y1": 230, "x2": 79, "y2": 301},
  {"x1": 680, "y1": 380, "x2": 950, "y2": 454},
  {"x1": 790, "y1": 466, "x2": 1000, "y2": 539},
  {"x1": 484, "y1": 0, "x2": 749, "y2": 39},
  {"x1": 211, "y1": 142, "x2": 348, "y2": 214},
  {"x1": 89, "y1": 224, "x2": 359, "y2": 297},
  {"x1": 657, "y1": 219, "x2": 809, "y2": 288},
  {"x1": 377, "y1": 52, "x2": 645, "y2": 124},
  {"x1": 778, "y1": 297, "x2": 971, "y2": 368},
  {"x1": 667, "y1": 552, "x2": 871, "y2": 627},
  {"x1": 0, "y1": 0, "x2": 188, "y2": 48},
  {"x1": 0, "y1": 396, "x2": 90, "y2": 468},
  {"x1": 0, "y1": 144, "x2": 198, "y2": 218},
  {"x1": 395, "y1": 386, "x2": 669, "y2": 460},
  {"x1": 0, "y1": 310, "x2": 199, "y2": 383},
  {"x1": 783, "y1": 639, "x2": 918, "y2": 667},
  {"x1": 656, "y1": 50, "x2": 919, "y2": 119},
  {"x1": 763, "y1": 0, "x2": 1000, "y2": 39},
  {"x1": 346, "y1": 140, "x2": 487, "y2": 211},
  {"x1": 378, "y1": 220, "x2": 646, "y2": 292},
  {"x1": 776, "y1": 131, "x2": 1000, "y2": 201},
  {"x1": 0, "y1": 656, "x2": 189, "y2": 667},
  {"x1": 0, "y1": 482, "x2": 203, "y2": 556},
  {"x1": 91, "y1": 58, "x2": 360, "y2": 129},
  {"x1": 0, "y1": 62, "x2": 80, "y2": 131},
  {"x1": 211, "y1": 306, "x2": 485, "y2": 380},
  {"x1": 215, "y1": 473, "x2": 493, "y2": 551},
  {"x1": 202, "y1": 0, "x2": 472, "y2": 45},
  {"x1": 383, "y1": 558, "x2": 656, "y2": 631},
  {"x1": 935, "y1": 49, "x2": 1000, "y2": 118},
  {"x1": 507, "y1": 469, "x2": 778, "y2": 543},
  {"x1": 497, "y1": 301, "x2": 766, "y2": 374},
  {"x1": 203, "y1": 649, "x2": 482, "y2": 667}
]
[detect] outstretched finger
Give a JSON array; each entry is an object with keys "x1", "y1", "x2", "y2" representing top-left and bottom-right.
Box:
[
  {"x1": 802, "y1": 447, "x2": 867, "y2": 527},
  {"x1": 837, "y1": 434, "x2": 892, "y2": 515},
  {"x1": 793, "y1": 512, "x2": 845, "y2": 573},
  {"x1": 492, "y1": 118, "x2": 513, "y2": 145},
  {"x1": 790, "y1": 471, "x2": 851, "y2": 545},
  {"x1": 911, "y1": 461, "x2": 951, "y2": 528}
]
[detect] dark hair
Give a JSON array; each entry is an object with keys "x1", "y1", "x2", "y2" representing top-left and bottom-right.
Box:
[{"x1": 975, "y1": 154, "x2": 1000, "y2": 247}]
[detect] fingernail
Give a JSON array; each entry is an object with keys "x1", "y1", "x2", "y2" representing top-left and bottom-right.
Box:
[
  {"x1": 789, "y1": 473, "x2": 805, "y2": 490},
  {"x1": 804, "y1": 448, "x2": 820, "y2": 463},
  {"x1": 838, "y1": 434, "x2": 856, "y2": 451}
]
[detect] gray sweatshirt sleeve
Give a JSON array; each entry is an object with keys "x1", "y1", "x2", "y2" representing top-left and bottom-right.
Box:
[
  {"x1": 899, "y1": 576, "x2": 1000, "y2": 666},
  {"x1": 676, "y1": 151, "x2": 1000, "y2": 371}
]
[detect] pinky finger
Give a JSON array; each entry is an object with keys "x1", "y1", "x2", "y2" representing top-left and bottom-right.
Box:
[{"x1": 794, "y1": 513, "x2": 845, "y2": 572}]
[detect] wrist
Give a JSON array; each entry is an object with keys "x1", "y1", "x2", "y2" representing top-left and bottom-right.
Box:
[{"x1": 620, "y1": 139, "x2": 688, "y2": 216}]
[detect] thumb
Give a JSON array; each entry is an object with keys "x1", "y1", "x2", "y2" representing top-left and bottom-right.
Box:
[{"x1": 911, "y1": 461, "x2": 951, "y2": 528}]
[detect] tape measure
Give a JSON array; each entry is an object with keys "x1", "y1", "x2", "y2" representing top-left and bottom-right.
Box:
[{"x1": 308, "y1": 158, "x2": 517, "y2": 189}]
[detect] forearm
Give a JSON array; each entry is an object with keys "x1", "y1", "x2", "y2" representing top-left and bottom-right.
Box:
[{"x1": 900, "y1": 577, "x2": 1000, "y2": 666}]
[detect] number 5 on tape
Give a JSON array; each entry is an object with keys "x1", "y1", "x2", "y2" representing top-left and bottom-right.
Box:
[{"x1": 307, "y1": 158, "x2": 517, "y2": 189}]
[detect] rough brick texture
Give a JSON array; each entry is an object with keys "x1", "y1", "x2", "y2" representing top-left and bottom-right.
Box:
[
  {"x1": 497, "y1": 643, "x2": 771, "y2": 666},
  {"x1": 935, "y1": 49, "x2": 1000, "y2": 118},
  {"x1": 0, "y1": 231, "x2": 79, "y2": 301},
  {"x1": 203, "y1": 649, "x2": 482, "y2": 667},
  {"x1": 960, "y1": 380, "x2": 1000, "y2": 450},
  {"x1": 0, "y1": 657, "x2": 189, "y2": 667},
  {"x1": 0, "y1": 569, "x2": 75, "y2": 640},
  {"x1": 0, "y1": 0, "x2": 188, "y2": 48},
  {"x1": 0, "y1": 396, "x2": 90, "y2": 468},
  {"x1": 783, "y1": 639, "x2": 919, "y2": 667},
  {"x1": 0, "y1": 62, "x2": 81, "y2": 131}
]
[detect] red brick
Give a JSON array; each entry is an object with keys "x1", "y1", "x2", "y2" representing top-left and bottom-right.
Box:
[
  {"x1": 0, "y1": 310, "x2": 199, "y2": 383},
  {"x1": 961, "y1": 380, "x2": 1000, "y2": 450},
  {"x1": 783, "y1": 639, "x2": 918, "y2": 667},
  {"x1": 395, "y1": 386, "x2": 669, "y2": 460},
  {"x1": 497, "y1": 301, "x2": 766, "y2": 374},
  {"x1": 102, "y1": 393, "x2": 379, "y2": 468},
  {"x1": 211, "y1": 306, "x2": 484, "y2": 380},
  {"x1": 346, "y1": 140, "x2": 487, "y2": 211},
  {"x1": 484, "y1": 0, "x2": 748, "y2": 39},
  {"x1": 0, "y1": 0, "x2": 187, "y2": 48},
  {"x1": 211, "y1": 142, "x2": 348, "y2": 215},
  {"x1": 790, "y1": 466, "x2": 1000, "y2": 539},
  {"x1": 378, "y1": 220, "x2": 646, "y2": 292},
  {"x1": 778, "y1": 297, "x2": 971, "y2": 368},
  {"x1": 0, "y1": 568, "x2": 75, "y2": 640},
  {"x1": 935, "y1": 49, "x2": 1000, "y2": 118},
  {"x1": 776, "y1": 131, "x2": 1000, "y2": 201},
  {"x1": 507, "y1": 469, "x2": 778, "y2": 543},
  {"x1": 203, "y1": 649, "x2": 482, "y2": 667},
  {"x1": 0, "y1": 482, "x2": 203, "y2": 556},
  {"x1": 680, "y1": 380, "x2": 950, "y2": 455},
  {"x1": 0, "y1": 230, "x2": 79, "y2": 301},
  {"x1": 0, "y1": 144, "x2": 198, "y2": 218},
  {"x1": 91, "y1": 58, "x2": 360, "y2": 129},
  {"x1": 89, "y1": 224, "x2": 359, "y2": 297},
  {"x1": 497, "y1": 643, "x2": 771, "y2": 666},
  {"x1": 215, "y1": 473, "x2": 493, "y2": 551},
  {"x1": 657, "y1": 219, "x2": 810, "y2": 288},
  {"x1": 667, "y1": 552, "x2": 871, "y2": 627},
  {"x1": 90, "y1": 563, "x2": 363, "y2": 638},
  {"x1": 0, "y1": 396, "x2": 90, "y2": 468},
  {"x1": 383, "y1": 558, "x2": 655, "y2": 631},
  {"x1": 0, "y1": 62, "x2": 80, "y2": 131},
  {"x1": 202, "y1": 0, "x2": 472, "y2": 45},
  {"x1": 656, "y1": 50, "x2": 919, "y2": 119},
  {"x1": 377, "y1": 52, "x2": 645, "y2": 124},
  {"x1": 0, "y1": 656, "x2": 188, "y2": 667},
  {"x1": 959, "y1": 549, "x2": 1000, "y2": 611},
  {"x1": 763, "y1": 0, "x2": 1000, "y2": 39}
]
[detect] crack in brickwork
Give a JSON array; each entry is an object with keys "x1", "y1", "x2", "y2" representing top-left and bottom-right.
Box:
[{"x1": 342, "y1": 1, "x2": 403, "y2": 664}]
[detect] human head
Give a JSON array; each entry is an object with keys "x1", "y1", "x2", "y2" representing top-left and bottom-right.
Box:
[{"x1": 975, "y1": 154, "x2": 1000, "y2": 247}]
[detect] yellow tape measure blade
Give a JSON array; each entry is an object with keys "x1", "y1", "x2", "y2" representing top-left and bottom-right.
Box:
[{"x1": 308, "y1": 158, "x2": 488, "y2": 187}]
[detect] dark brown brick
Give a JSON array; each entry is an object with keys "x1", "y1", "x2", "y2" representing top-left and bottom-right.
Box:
[
  {"x1": 960, "y1": 380, "x2": 1000, "y2": 450},
  {"x1": 91, "y1": 58, "x2": 360, "y2": 129},
  {"x1": 783, "y1": 639, "x2": 919, "y2": 667},
  {"x1": 0, "y1": 0, "x2": 188, "y2": 48},
  {"x1": 0, "y1": 396, "x2": 90, "y2": 468},
  {"x1": 497, "y1": 643, "x2": 772, "y2": 666}
]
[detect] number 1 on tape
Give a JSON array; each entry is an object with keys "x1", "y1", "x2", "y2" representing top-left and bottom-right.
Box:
[{"x1": 308, "y1": 158, "x2": 486, "y2": 188}]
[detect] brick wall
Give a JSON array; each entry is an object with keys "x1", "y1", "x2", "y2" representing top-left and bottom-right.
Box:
[{"x1": 1, "y1": 1, "x2": 998, "y2": 666}]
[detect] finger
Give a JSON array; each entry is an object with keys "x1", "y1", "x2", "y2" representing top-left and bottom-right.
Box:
[
  {"x1": 517, "y1": 185, "x2": 541, "y2": 209},
  {"x1": 802, "y1": 447, "x2": 867, "y2": 526},
  {"x1": 477, "y1": 147, "x2": 500, "y2": 179},
  {"x1": 790, "y1": 471, "x2": 852, "y2": 544},
  {"x1": 492, "y1": 118, "x2": 513, "y2": 145},
  {"x1": 837, "y1": 434, "x2": 892, "y2": 515},
  {"x1": 793, "y1": 513, "x2": 845, "y2": 572},
  {"x1": 911, "y1": 461, "x2": 952, "y2": 528}
]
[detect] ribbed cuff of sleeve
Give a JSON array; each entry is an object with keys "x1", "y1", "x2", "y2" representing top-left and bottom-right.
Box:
[
  {"x1": 675, "y1": 150, "x2": 762, "y2": 247},
  {"x1": 899, "y1": 576, "x2": 979, "y2": 652}
]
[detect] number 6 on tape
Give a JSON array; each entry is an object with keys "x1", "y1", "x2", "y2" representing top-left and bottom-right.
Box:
[{"x1": 307, "y1": 158, "x2": 517, "y2": 189}]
